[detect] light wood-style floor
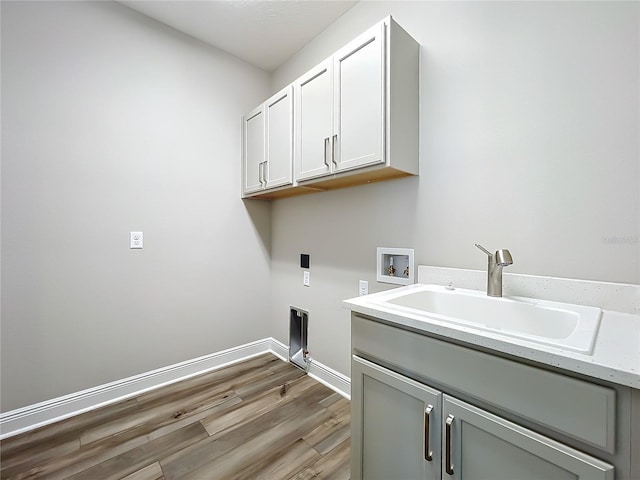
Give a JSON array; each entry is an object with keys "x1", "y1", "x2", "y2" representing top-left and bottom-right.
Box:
[{"x1": 0, "y1": 353, "x2": 351, "y2": 480}]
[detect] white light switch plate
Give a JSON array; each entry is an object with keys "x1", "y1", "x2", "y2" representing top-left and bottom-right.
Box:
[
  {"x1": 303, "y1": 271, "x2": 310, "y2": 287},
  {"x1": 359, "y1": 280, "x2": 369, "y2": 296},
  {"x1": 130, "y1": 232, "x2": 143, "y2": 249}
]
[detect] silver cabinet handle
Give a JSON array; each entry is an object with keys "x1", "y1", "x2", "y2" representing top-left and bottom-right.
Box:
[
  {"x1": 262, "y1": 161, "x2": 268, "y2": 185},
  {"x1": 323, "y1": 137, "x2": 330, "y2": 167},
  {"x1": 258, "y1": 161, "x2": 263, "y2": 185},
  {"x1": 331, "y1": 134, "x2": 338, "y2": 165},
  {"x1": 424, "y1": 405, "x2": 433, "y2": 461},
  {"x1": 445, "y1": 414, "x2": 454, "y2": 475}
]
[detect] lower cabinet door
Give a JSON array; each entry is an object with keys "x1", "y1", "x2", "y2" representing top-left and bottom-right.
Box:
[
  {"x1": 442, "y1": 395, "x2": 614, "y2": 480},
  {"x1": 351, "y1": 355, "x2": 441, "y2": 480}
]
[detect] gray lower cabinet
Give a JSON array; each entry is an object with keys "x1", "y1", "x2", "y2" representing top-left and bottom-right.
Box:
[
  {"x1": 352, "y1": 355, "x2": 441, "y2": 480},
  {"x1": 443, "y1": 395, "x2": 613, "y2": 480},
  {"x1": 351, "y1": 355, "x2": 614, "y2": 480}
]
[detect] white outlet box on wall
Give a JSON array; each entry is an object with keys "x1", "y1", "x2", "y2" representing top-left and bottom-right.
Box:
[
  {"x1": 130, "y1": 232, "x2": 143, "y2": 249},
  {"x1": 377, "y1": 247, "x2": 414, "y2": 285}
]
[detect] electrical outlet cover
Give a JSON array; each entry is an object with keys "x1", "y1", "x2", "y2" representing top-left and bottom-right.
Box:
[{"x1": 130, "y1": 232, "x2": 143, "y2": 249}]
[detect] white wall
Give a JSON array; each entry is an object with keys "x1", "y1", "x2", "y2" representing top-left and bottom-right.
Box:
[
  {"x1": 269, "y1": 1, "x2": 640, "y2": 378},
  {"x1": 0, "y1": 1, "x2": 272, "y2": 411}
]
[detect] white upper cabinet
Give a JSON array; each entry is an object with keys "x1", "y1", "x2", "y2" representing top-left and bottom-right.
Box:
[
  {"x1": 297, "y1": 16, "x2": 419, "y2": 190},
  {"x1": 243, "y1": 16, "x2": 419, "y2": 199},
  {"x1": 295, "y1": 18, "x2": 414, "y2": 186},
  {"x1": 295, "y1": 60, "x2": 333, "y2": 181},
  {"x1": 242, "y1": 86, "x2": 293, "y2": 197},
  {"x1": 242, "y1": 105, "x2": 265, "y2": 196},
  {"x1": 333, "y1": 22, "x2": 385, "y2": 173},
  {"x1": 296, "y1": 23, "x2": 385, "y2": 181},
  {"x1": 265, "y1": 86, "x2": 293, "y2": 189}
]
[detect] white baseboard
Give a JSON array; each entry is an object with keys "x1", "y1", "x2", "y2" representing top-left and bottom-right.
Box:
[
  {"x1": 0, "y1": 338, "x2": 351, "y2": 440},
  {"x1": 269, "y1": 337, "x2": 289, "y2": 362},
  {"x1": 270, "y1": 338, "x2": 350, "y2": 399},
  {"x1": 308, "y1": 361, "x2": 351, "y2": 400}
]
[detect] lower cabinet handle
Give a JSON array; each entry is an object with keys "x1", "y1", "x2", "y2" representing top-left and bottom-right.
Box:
[
  {"x1": 424, "y1": 405, "x2": 433, "y2": 461},
  {"x1": 445, "y1": 414, "x2": 455, "y2": 475},
  {"x1": 332, "y1": 134, "x2": 338, "y2": 165},
  {"x1": 323, "y1": 137, "x2": 330, "y2": 167}
]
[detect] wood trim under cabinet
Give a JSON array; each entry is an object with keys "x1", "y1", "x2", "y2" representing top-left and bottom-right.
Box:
[{"x1": 247, "y1": 166, "x2": 413, "y2": 200}]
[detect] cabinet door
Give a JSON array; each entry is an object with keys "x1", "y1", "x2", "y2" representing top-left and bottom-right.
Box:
[
  {"x1": 295, "y1": 59, "x2": 333, "y2": 181},
  {"x1": 242, "y1": 105, "x2": 265, "y2": 195},
  {"x1": 442, "y1": 395, "x2": 614, "y2": 480},
  {"x1": 351, "y1": 355, "x2": 441, "y2": 480},
  {"x1": 333, "y1": 22, "x2": 385, "y2": 173},
  {"x1": 265, "y1": 86, "x2": 293, "y2": 190}
]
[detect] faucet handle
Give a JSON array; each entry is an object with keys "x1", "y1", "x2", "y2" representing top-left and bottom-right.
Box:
[{"x1": 475, "y1": 244, "x2": 492, "y2": 256}]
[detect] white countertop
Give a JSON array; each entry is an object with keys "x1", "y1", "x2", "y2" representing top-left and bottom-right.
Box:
[{"x1": 344, "y1": 283, "x2": 640, "y2": 389}]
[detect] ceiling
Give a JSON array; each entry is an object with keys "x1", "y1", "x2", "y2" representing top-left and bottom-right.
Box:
[{"x1": 119, "y1": 1, "x2": 358, "y2": 72}]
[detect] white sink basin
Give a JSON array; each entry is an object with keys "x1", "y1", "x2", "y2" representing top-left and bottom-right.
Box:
[{"x1": 371, "y1": 284, "x2": 602, "y2": 354}]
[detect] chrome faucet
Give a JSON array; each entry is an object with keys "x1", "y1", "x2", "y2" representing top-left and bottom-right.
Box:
[{"x1": 475, "y1": 244, "x2": 513, "y2": 297}]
